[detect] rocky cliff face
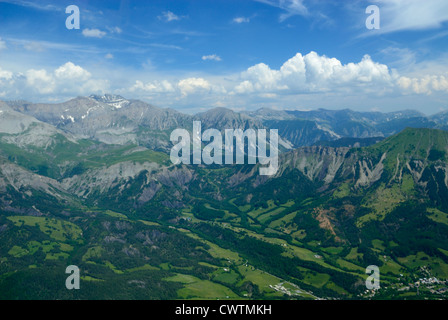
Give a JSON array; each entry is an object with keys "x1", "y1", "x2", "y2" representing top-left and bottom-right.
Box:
[
  {"x1": 280, "y1": 146, "x2": 352, "y2": 183},
  {"x1": 7, "y1": 96, "x2": 192, "y2": 150},
  {"x1": 62, "y1": 161, "x2": 162, "y2": 197},
  {"x1": 0, "y1": 161, "x2": 61, "y2": 195},
  {"x1": 224, "y1": 128, "x2": 448, "y2": 213}
]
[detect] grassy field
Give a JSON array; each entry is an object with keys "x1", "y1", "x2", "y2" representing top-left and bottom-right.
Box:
[
  {"x1": 212, "y1": 268, "x2": 240, "y2": 285},
  {"x1": 237, "y1": 265, "x2": 283, "y2": 297},
  {"x1": 371, "y1": 239, "x2": 386, "y2": 252},
  {"x1": 177, "y1": 226, "x2": 317, "y2": 299},
  {"x1": 332, "y1": 183, "x2": 351, "y2": 199},
  {"x1": 83, "y1": 144, "x2": 170, "y2": 168},
  {"x1": 7, "y1": 216, "x2": 83, "y2": 242},
  {"x1": 82, "y1": 246, "x2": 104, "y2": 262},
  {"x1": 103, "y1": 210, "x2": 129, "y2": 220},
  {"x1": 298, "y1": 266, "x2": 331, "y2": 288},
  {"x1": 126, "y1": 264, "x2": 160, "y2": 272},
  {"x1": 345, "y1": 247, "x2": 363, "y2": 262},
  {"x1": 268, "y1": 211, "x2": 297, "y2": 230},
  {"x1": 105, "y1": 261, "x2": 124, "y2": 274},
  {"x1": 257, "y1": 207, "x2": 286, "y2": 224},
  {"x1": 246, "y1": 200, "x2": 277, "y2": 219},
  {"x1": 427, "y1": 208, "x2": 448, "y2": 226},
  {"x1": 179, "y1": 228, "x2": 243, "y2": 264},
  {"x1": 321, "y1": 246, "x2": 344, "y2": 255},
  {"x1": 8, "y1": 245, "x2": 29, "y2": 258},
  {"x1": 381, "y1": 259, "x2": 405, "y2": 275},
  {"x1": 336, "y1": 258, "x2": 365, "y2": 272},
  {"x1": 165, "y1": 274, "x2": 239, "y2": 300},
  {"x1": 357, "y1": 184, "x2": 405, "y2": 227}
]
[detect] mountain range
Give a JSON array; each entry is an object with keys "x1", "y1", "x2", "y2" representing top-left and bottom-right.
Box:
[
  {"x1": 1, "y1": 95, "x2": 448, "y2": 300},
  {"x1": 5, "y1": 94, "x2": 448, "y2": 150}
]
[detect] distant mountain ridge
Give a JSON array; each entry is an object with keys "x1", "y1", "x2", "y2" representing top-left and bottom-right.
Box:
[{"x1": 4, "y1": 95, "x2": 447, "y2": 151}]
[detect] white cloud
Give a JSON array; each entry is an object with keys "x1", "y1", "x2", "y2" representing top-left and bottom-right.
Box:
[
  {"x1": 234, "y1": 51, "x2": 395, "y2": 95},
  {"x1": 0, "y1": 67, "x2": 14, "y2": 92},
  {"x1": 158, "y1": 11, "x2": 181, "y2": 22},
  {"x1": 82, "y1": 28, "x2": 107, "y2": 38},
  {"x1": 130, "y1": 80, "x2": 175, "y2": 94},
  {"x1": 240, "y1": 63, "x2": 283, "y2": 91},
  {"x1": 53, "y1": 63, "x2": 109, "y2": 95},
  {"x1": 371, "y1": 0, "x2": 448, "y2": 34},
  {"x1": 178, "y1": 78, "x2": 211, "y2": 96},
  {"x1": 0, "y1": 67, "x2": 18, "y2": 97},
  {"x1": 234, "y1": 80, "x2": 255, "y2": 94},
  {"x1": 26, "y1": 69, "x2": 55, "y2": 94},
  {"x1": 233, "y1": 16, "x2": 250, "y2": 23},
  {"x1": 256, "y1": 0, "x2": 308, "y2": 21},
  {"x1": 202, "y1": 54, "x2": 222, "y2": 62},
  {"x1": 0, "y1": 67, "x2": 13, "y2": 80},
  {"x1": 0, "y1": 62, "x2": 108, "y2": 98},
  {"x1": 105, "y1": 53, "x2": 114, "y2": 59},
  {"x1": 398, "y1": 74, "x2": 448, "y2": 94},
  {"x1": 54, "y1": 62, "x2": 91, "y2": 81}
]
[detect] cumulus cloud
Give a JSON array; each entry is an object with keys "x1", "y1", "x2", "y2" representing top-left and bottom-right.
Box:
[
  {"x1": 26, "y1": 69, "x2": 55, "y2": 94},
  {"x1": 398, "y1": 74, "x2": 448, "y2": 94},
  {"x1": 234, "y1": 80, "x2": 255, "y2": 94},
  {"x1": 82, "y1": 28, "x2": 107, "y2": 38},
  {"x1": 202, "y1": 54, "x2": 222, "y2": 62},
  {"x1": 0, "y1": 67, "x2": 13, "y2": 80},
  {"x1": 0, "y1": 62, "x2": 109, "y2": 98},
  {"x1": 178, "y1": 78, "x2": 212, "y2": 96},
  {"x1": 233, "y1": 51, "x2": 395, "y2": 95},
  {"x1": 54, "y1": 62, "x2": 91, "y2": 81}
]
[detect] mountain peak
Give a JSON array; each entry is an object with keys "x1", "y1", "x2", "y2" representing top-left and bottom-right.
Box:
[
  {"x1": 89, "y1": 94, "x2": 129, "y2": 109},
  {"x1": 89, "y1": 94, "x2": 125, "y2": 102},
  {"x1": 368, "y1": 127, "x2": 448, "y2": 162}
]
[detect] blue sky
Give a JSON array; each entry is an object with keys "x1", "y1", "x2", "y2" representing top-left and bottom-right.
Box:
[{"x1": 0, "y1": 0, "x2": 447, "y2": 114}]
